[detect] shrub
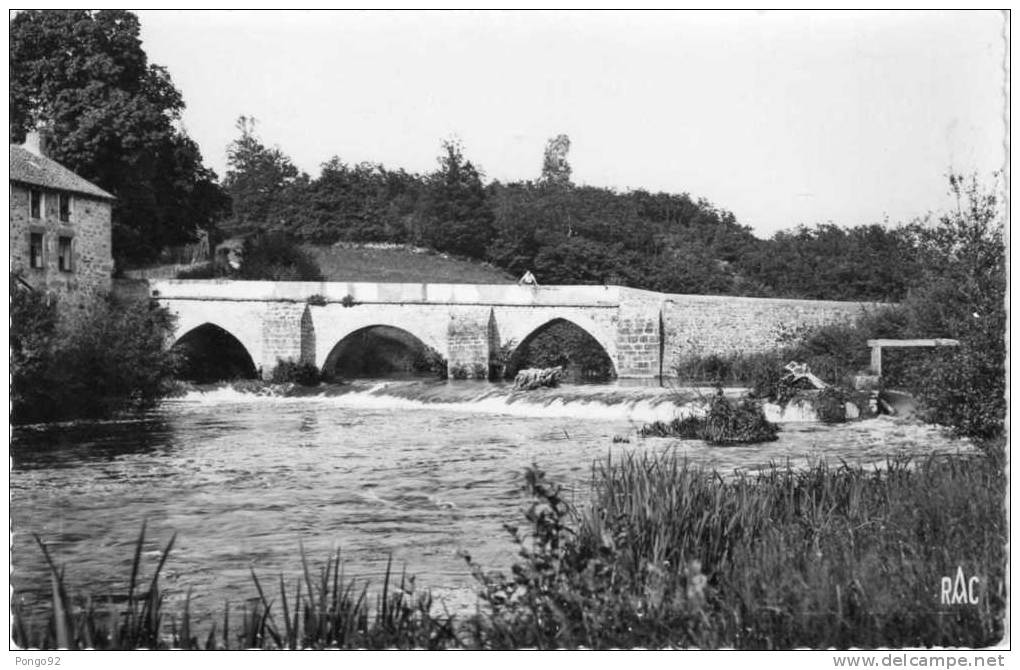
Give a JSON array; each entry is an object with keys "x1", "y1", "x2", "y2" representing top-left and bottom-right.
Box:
[
  {"x1": 640, "y1": 391, "x2": 779, "y2": 444},
  {"x1": 412, "y1": 347, "x2": 448, "y2": 379},
  {"x1": 270, "y1": 359, "x2": 320, "y2": 386},
  {"x1": 10, "y1": 280, "x2": 59, "y2": 420},
  {"x1": 340, "y1": 294, "x2": 357, "y2": 308},
  {"x1": 306, "y1": 293, "x2": 327, "y2": 306},
  {"x1": 815, "y1": 386, "x2": 849, "y2": 424},
  {"x1": 11, "y1": 284, "x2": 178, "y2": 424},
  {"x1": 238, "y1": 233, "x2": 324, "y2": 281}
]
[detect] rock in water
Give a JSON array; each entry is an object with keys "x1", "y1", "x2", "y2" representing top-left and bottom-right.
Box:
[{"x1": 513, "y1": 366, "x2": 564, "y2": 390}]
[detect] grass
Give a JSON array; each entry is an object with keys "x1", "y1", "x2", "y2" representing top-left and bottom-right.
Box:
[
  {"x1": 480, "y1": 450, "x2": 1006, "y2": 649},
  {"x1": 305, "y1": 243, "x2": 515, "y2": 284},
  {"x1": 14, "y1": 448, "x2": 1006, "y2": 650}
]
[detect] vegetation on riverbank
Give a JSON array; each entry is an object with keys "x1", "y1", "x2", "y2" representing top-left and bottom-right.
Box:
[
  {"x1": 673, "y1": 176, "x2": 1006, "y2": 447},
  {"x1": 14, "y1": 448, "x2": 1004, "y2": 649},
  {"x1": 10, "y1": 279, "x2": 179, "y2": 424},
  {"x1": 469, "y1": 451, "x2": 1004, "y2": 649}
]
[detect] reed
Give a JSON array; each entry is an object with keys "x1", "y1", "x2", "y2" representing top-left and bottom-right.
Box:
[
  {"x1": 14, "y1": 529, "x2": 458, "y2": 650},
  {"x1": 467, "y1": 451, "x2": 1005, "y2": 648}
]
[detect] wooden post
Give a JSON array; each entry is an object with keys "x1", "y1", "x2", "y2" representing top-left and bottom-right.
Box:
[{"x1": 870, "y1": 344, "x2": 883, "y2": 376}]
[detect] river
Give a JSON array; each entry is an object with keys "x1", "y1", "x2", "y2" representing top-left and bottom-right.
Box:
[{"x1": 10, "y1": 381, "x2": 974, "y2": 626}]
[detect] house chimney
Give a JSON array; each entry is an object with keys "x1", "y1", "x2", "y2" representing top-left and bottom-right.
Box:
[{"x1": 23, "y1": 128, "x2": 51, "y2": 157}]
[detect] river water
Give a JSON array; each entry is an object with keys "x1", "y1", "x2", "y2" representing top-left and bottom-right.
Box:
[{"x1": 10, "y1": 381, "x2": 974, "y2": 625}]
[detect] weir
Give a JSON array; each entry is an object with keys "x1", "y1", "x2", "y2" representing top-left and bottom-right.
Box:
[{"x1": 149, "y1": 279, "x2": 878, "y2": 381}]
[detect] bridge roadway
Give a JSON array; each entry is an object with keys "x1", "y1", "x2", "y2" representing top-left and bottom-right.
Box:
[{"x1": 149, "y1": 279, "x2": 875, "y2": 380}]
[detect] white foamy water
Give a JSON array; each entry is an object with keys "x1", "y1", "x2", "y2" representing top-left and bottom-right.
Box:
[{"x1": 11, "y1": 381, "x2": 973, "y2": 626}]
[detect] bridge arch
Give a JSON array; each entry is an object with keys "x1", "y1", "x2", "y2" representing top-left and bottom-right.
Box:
[
  {"x1": 322, "y1": 324, "x2": 444, "y2": 379},
  {"x1": 172, "y1": 322, "x2": 258, "y2": 382},
  {"x1": 503, "y1": 316, "x2": 618, "y2": 382}
]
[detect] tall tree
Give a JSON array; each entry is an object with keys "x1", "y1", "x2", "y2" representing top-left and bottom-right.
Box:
[
  {"x1": 222, "y1": 115, "x2": 303, "y2": 232},
  {"x1": 420, "y1": 139, "x2": 494, "y2": 258},
  {"x1": 540, "y1": 134, "x2": 572, "y2": 186},
  {"x1": 10, "y1": 9, "x2": 228, "y2": 267}
]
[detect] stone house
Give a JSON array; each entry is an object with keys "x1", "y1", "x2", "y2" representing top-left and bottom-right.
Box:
[{"x1": 9, "y1": 131, "x2": 115, "y2": 300}]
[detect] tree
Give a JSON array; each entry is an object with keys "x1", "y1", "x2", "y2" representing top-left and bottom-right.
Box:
[
  {"x1": 420, "y1": 139, "x2": 494, "y2": 258},
  {"x1": 897, "y1": 175, "x2": 1006, "y2": 440},
  {"x1": 540, "y1": 134, "x2": 572, "y2": 186},
  {"x1": 10, "y1": 10, "x2": 228, "y2": 267},
  {"x1": 222, "y1": 115, "x2": 303, "y2": 232}
]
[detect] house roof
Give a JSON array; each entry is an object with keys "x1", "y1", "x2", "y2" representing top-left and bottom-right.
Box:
[{"x1": 9, "y1": 145, "x2": 115, "y2": 200}]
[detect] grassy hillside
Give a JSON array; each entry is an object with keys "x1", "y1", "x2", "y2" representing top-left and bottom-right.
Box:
[{"x1": 305, "y1": 244, "x2": 515, "y2": 284}]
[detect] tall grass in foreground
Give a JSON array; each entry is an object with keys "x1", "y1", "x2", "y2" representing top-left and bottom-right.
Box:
[
  {"x1": 13, "y1": 523, "x2": 458, "y2": 649},
  {"x1": 469, "y1": 450, "x2": 1005, "y2": 649},
  {"x1": 15, "y1": 450, "x2": 1005, "y2": 649}
]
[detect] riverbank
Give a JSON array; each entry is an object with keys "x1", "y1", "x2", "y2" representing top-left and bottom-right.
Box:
[{"x1": 14, "y1": 448, "x2": 1005, "y2": 649}]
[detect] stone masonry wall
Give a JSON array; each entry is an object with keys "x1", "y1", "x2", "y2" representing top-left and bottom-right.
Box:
[
  {"x1": 661, "y1": 294, "x2": 876, "y2": 376},
  {"x1": 261, "y1": 302, "x2": 309, "y2": 377},
  {"x1": 446, "y1": 306, "x2": 492, "y2": 379},
  {"x1": 10, "y1": 183, "x2": 112, "y2": 304},
  {"x1": 614, "y1": 288, "x2": 664, "y2": 378}
]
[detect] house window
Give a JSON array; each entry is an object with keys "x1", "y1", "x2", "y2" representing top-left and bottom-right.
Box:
[
  {"x1": 30, "y1": 190, "x2": 42, "y2": 219},
  {"x1": 30, "y1": 233, "x2": 44, "y2": 269},
  {"x1": 59, "y1": 193, "x2": 71, "y2": 222},
  {"x1": 58, "y1": 236, "x2": 73, "y2": 272}
]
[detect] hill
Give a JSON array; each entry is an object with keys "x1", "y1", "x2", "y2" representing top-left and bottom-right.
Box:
[
  {"x1": 128, "y1": 243, "x2": 516, "y2": 284},
  {"x1": 305, "y1": 244, "x2": 516, "y2": 284}
]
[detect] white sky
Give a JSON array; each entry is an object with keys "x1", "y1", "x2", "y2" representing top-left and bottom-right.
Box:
[{"x1": 136, "y1": 9, "x2": 1007, "y2": 238}]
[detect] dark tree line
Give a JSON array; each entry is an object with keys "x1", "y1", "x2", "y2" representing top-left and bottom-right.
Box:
[{"x1": 220, "y1": 118, "x2": 930, "y2": 302}]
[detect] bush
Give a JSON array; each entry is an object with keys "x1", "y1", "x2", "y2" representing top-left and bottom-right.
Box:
[
  {"x1": 269, "y1": 359, "x2": 321, "y2": 386},
  {"x1": 815, "y1": 386, "x2": 849, "y2": 424},
  {"x1": 11, "y1": 283, "x2": 179, "y2": 424},
  {"x1": 238, "y1": 233, "x2": 324, "y2": 281},
  {"x1": 412, "y1": 347, "x2": 448, "y2": 379},
  {"x1": 176, "y1": 234, "x2": 324, "y2": 281},
  {"x1": 640, "y1": 390, "x2": 779, "y2": 444}
]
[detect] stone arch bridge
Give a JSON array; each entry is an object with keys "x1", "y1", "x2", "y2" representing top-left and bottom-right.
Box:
[{"x1": 149, "y1": 280, "x2": 876, "y2": 381}]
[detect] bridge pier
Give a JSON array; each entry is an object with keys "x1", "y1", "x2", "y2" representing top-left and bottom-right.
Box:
[
  {"x1": 445, "y1": 307, "x2": 493, "y2": 379},
  {"x1": 259, "y1": 303, "x2": 316, "y2": 379}
]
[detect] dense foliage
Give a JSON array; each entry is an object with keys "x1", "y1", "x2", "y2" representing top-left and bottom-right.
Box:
[
  {"x1": 217, "y1": 119, "x2": 973, "y2": 304},
  {"x1": 219, "y1": 122, "x2": 934, "y2": 301},
  {"x1": 10, "y1": 281, "x2": 179, "y2": 424},
  {"x1": 891, "y1": 176, "x2": 1006, "y2": 439},
  {"x1": 10, "y1": 10, "x2": 229, "y2": 267}
]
